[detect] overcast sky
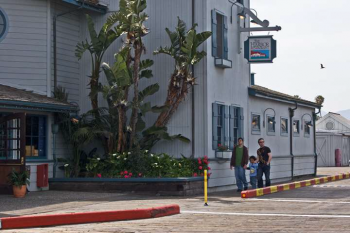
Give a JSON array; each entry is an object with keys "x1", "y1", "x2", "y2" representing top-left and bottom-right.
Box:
[{"x1": 250, "y1": 0, "x2": 350, "y2": 112}]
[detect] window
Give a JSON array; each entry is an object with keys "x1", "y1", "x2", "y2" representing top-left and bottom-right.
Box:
[
  {"x1": 251, "y1": 114, "x2": 261, "y2": 134},
  {"x1": 267, "y1": 115, "x2": 276, "y2": 135},
  {"x1": 0, "y1": 7, "x2": 9, "y2": 42},
  {"x1": 229, "y1": 106, "x2": 244, "y2": 150},
  {"x1": 304, "y1": 121, "x2": 311, "y2": 137},
  {"x1": 293, "y1": 120, "x2": 300, "y2": 136},
  {"x1": 236, "y1": 0, "x2": 244, "y2": 5},
  {"x1": 26, "y1": 116, "x2": 47, "y2": 158},
  {"x1": 281, "y1": 118, "x2": 288, "y2": 136},
  {"x1": 212, "y1": 103, "x2": 228, "y2": 150},
  {"x1": 212, "y1": 10, "x2": 232, "y2": 68}
]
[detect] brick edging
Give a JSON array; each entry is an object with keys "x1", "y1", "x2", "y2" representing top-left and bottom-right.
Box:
[
  {"x1": 241, "y1": 173, "x2": 350, "y2": 198},
  {"x1": 0, "y1": 204, "x2": 180, "y2": 230}
]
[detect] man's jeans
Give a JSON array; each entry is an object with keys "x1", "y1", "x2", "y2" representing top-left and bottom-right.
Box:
[
  {"x1": 257, "y1": 164, "x2": 271, "y2": 188},
  {"x1": 235, "y1": 166, "x2": 248, "y2": 190},
  {"x1": 250, "y1": 176, "x2": 257, "y2": 189}
]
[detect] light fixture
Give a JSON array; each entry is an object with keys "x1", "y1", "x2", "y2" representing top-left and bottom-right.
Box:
[
  {"x1": 263, "y1": 108, "x2": 276, "y2": 128},
  {"x1": 301, "y1": 113, "x2": 313, "y2": 130}
]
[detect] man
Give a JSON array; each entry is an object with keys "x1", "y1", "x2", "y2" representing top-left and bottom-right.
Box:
[
  {"x1": 230, "y1": 138, "x2": 249, "y2": 192},
  {"x1": 257, "y1": 138, "x2": 272, "y2": 188}
]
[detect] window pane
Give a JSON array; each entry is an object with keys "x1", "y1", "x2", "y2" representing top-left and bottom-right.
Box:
[
  {"x1": 26, "y1": 117, "x2": 32, "y2": 136},
  {"x1": 8, "y1": 150, "x2": 20, "y2": 160},
  {"x1": 267, "y1": 116, "x2": 275, "y2": 132},
  {"x1": 281, "y1": 119, "x2": 288, "y2": 133},
  {"x1": 216, "y1": 14, "x2": 223, "y2": 58},
  {"x1": 31, "y1": 117, "x2": 39, "y2": 136},
  {"x1": 252, "y1": 115, "x2": 260, "y2": 131},
  {"x1": 293, "y1": 120, "x2": 299, "y2": 133}
]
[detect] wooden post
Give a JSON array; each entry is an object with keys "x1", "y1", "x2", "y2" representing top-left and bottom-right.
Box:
[{"x1": 204, "y1": 170, "x2": 208, "y2": 206}]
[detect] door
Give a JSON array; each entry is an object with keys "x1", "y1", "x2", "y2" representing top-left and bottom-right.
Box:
[{"x1": 0, "y1": 113, "x2": 26, "y2": 194}]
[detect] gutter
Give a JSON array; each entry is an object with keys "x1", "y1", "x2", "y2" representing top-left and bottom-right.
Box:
[
  {"x1": 313, "y1": 108, "x2": 321, "y2": 176},
  {"x1": 191, "y1": 0, "x2": 195, "y2": 158},
  {"x1": 0, "y1": 100, "x2": 77, "y2": 113},
  {"x1": 289, "y1": 102, "x2": 298, "y2": 180}
]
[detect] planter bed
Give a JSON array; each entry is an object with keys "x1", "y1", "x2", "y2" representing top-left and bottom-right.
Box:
[{"x1": 49, "y1": 177, "x2": 204, "y2": 196}]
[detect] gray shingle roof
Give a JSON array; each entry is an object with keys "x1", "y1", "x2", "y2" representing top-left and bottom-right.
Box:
[
  {"x1": 249, "y1": 85, "x2": 322, "y2": 108},
  {"x1": 0, "y1": 84, "x2": 77, "y2": 112}
]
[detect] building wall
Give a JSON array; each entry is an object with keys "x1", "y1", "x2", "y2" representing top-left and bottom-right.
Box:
[
  {"x1": 316, "y1": 115, "x2": 350, "y2": 133},
  {"x1": 205, "y1": 0, "x2": 251, "y2": 188},
  {"x1": 0, "y1": 0, "x2": 49, "y2": 93},
  {"x1": 248, "y1": 97, "x2": 316, "y2": 180}
]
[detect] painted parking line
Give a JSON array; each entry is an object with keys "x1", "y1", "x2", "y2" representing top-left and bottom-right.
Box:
[
  {"x1": 248, "y1": 198, "x2": 350, "y2": 204},
  {"x1": 181, "y1": 211, "x2": 350, "y2": 219}
]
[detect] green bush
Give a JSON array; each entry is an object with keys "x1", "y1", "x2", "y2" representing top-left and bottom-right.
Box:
[{"x1": 85, "y1": 151, "x2": 211, "y2": 178}]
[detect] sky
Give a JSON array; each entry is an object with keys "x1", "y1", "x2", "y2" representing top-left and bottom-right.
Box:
[{"x1": 250, "y1": 0, "x2": 350, "y2": 112}]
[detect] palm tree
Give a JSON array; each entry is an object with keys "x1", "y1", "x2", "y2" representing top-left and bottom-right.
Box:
[
  {"x1": 315, "y1": 95, "x2": 325, "y2": 106},
  {"x1": 153, "y1": 18, "x2": 211, "y2": 127},
  {"x1": 76, "y1": 14, "x2": 120, "y2": 111}
]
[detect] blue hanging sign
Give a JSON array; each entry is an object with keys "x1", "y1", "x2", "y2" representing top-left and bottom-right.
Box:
[{"x1": 244, "y1": 36, "x2": 277, "y2": 63}]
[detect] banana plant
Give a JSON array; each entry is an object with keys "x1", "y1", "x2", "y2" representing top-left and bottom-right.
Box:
[
  {"x1": 111, "y1": 0, "x2": 150, "y2": 149},
  {"x1": 153, "y1": 17, "x2": 212, "y2": 128},
  {"x1": 76, "y1": 14, "x2": 120, "y2": 111}
]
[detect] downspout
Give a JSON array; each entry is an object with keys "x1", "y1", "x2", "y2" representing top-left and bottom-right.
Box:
[
  {"x1": 313, "y1": 108, "x2": 321, "y2": 176},
  {"x1": 53, "y1": 4, "x2": 84, "y2": 90},
  {"x1": 191, "y1": 0, "x2": 195, "y2": 158},
  {"x1": 289, "y1": 102, "x2": 298, "y2": 180}
]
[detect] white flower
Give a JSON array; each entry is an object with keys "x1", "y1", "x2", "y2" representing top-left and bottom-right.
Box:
[
  {"x1": 120, "y1": 100, "x2": 128, "y2": 106},
  {"x1": 97, "y1": 158, "x2": 101, "y2": 161},
  {"x1": 112, "y1": 153, "x2": 117, "y2": 157},
  {"x1": 150, "y1": 154, "x2": 154, "y2": 157},
  {"x1": 154, "y1": 163, "x2": 158, "y2": 165},
  {"x1": 128, "y1": 152, "x2": 131, "y2": 155},
  {"x1": 124, "y1": 158, "x2": 127, "y2": 161},
  {"x1": 127, "y1": 126, "x2": 132, "y2": 132},
  {"x1": 157, "y1": 156, "x2": 160, "y2": 159},
  {"x1": 64, "y1": 164, "x2": 69, "y2": 167},
  {"x1": 117, "y1": 156, "x2": 121, "y2": 159},
  {"x1": 179, "y1": 163, "x2": 182, "y2": 167},
  {"x1": 145, "y1": 150, "x2": 149, "y2": 153}
]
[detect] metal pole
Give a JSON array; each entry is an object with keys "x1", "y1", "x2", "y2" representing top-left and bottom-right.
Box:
[{"x1": 204, "y1": 170, "x2": 208, "y2": 206}]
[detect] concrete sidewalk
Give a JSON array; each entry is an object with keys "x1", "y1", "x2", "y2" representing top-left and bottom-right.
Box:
[{"x1": 1, "y1": 167, "x2": 350, "y2": 232}]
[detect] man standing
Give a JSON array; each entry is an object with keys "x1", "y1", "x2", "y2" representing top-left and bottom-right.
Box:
[
  {"x1": 257, "y1": 138, "x2": 272, "y2": 188},
  {"x1": 230, "y1": 138, "x2": 249, "y2": 192}
]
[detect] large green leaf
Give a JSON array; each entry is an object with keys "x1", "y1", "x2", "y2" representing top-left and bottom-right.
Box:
[
  {"x1": 138, "y1": 84, "x2": 159, "y2": 102},
  {"x1": 140, "y1": 102, "x2": 151, "y2": 115},
  {"x1": 136, "y1": 114, "x2": 146, "y2": 132},
  {"x1": 195, "y1": 31, "x2": 212, "y2": 47},
  {"x1": 140, "y1": 69, "x2": 153, "y2": 79},
  {"x1": 86, "y1": 15, "x2": 103, "y2": 53},
  {"x1": 151, "y1": 105, "x2": 169, "y2": 113},
  {"x1": 140, "y1": 59, "x2": 154, "y2": 70}
]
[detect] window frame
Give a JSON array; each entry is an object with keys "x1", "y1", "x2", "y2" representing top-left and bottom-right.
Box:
[
  {"x1": 25, "y1": 115, "x2": 48, "y2": 160},
  {"x1": 211, "y1": 9, "x2": 232, "y2": 68},
  {"x1": 229, "y1": 106, "x2": 243, "y2": 150},
  {"x1": 304, "y1": 120, "x2": 311, "y2": 138},
  {"x1": 266, "y1": 115, "x2": 276, "y2": 136},
  {"x1": 293, "y1": 119, "x2": 300, "y2": 137},
  {"x1": 212, "y1": 103, "x2": 228, "y2": 150},
  {"x1": 280, "y1": 117, "x2": 289, "y2": 137},
  {"x1": 0, "y1": 7, "x2": 9, "y2": 42},
  {"x1": 251, "y1": 113, "x2": 261, "y2": 135}
]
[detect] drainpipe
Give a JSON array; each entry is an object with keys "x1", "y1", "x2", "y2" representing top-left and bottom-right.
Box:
[
  {"x1": 289, "y1": 102, "x2": 298, "y2": 180},
  {"x1": 191, "y1": 0, "x2": 195, "y2": 158},
  {"x1": 313, "y1": 108, "x2": 321, "y2": 176},
  {"x1": 53, "y1": 4, "x2": 84, "y2": 90}
]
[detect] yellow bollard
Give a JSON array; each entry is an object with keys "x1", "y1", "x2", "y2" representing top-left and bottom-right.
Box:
[{"x1": 204, "y1": 170, "x2": 208, "y2": 206}]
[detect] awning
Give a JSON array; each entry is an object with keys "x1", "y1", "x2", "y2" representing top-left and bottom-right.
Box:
[
  {"x1": 0, "y1": 84, "x2": 78, "y2": 113},
  {"x1": 62, "y1": 0, "x2": 108, "y2": 14}
]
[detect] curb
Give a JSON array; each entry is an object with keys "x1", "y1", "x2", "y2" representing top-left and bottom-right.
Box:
[
  {"x1": 0, "y1": 204, "x2": 180, "y2": 230},
  {"x1": 241, "y1": 172, "x2": 350, "y2": 198}
]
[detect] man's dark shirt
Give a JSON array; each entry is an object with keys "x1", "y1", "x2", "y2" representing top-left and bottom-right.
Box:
[{"x1": 257, "y1": 146, "x2": 271, "y2": 166}]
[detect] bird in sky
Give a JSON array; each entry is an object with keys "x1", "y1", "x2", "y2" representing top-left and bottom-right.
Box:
[{"x1": 320, "y1": 64, "x2": 325, "y2": 69}]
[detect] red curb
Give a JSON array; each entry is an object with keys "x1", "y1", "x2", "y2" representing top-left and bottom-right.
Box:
[
  {"x1": 0, "y1": 204, "x2": 180, "y2": 230},
  {"x1": 241, "y1": 172, "x2": 350, "y2": 198}
]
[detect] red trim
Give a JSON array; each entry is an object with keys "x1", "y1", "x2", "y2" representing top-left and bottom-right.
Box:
[{"x1": 0, "y1": 205, "x2": 180, "y2": 230}]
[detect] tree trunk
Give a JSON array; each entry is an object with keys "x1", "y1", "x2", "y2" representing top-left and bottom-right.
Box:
[
  {"x1": 128, "y1": 42, "x2": 142, "y2": 150},
  {"x1": 117, "y1": 105, "x2": 125, "y2": 152},
  {"x1": 155, "y1": 71, "x2": 190, "y2": 127},
  {"x1": 90, "y1": 60, "x2": 101, "y2": 111}
]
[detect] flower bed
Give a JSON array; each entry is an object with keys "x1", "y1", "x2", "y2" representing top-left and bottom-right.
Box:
[{"x1": 64, "y1": 151, "x2": 211, "y2": 179}]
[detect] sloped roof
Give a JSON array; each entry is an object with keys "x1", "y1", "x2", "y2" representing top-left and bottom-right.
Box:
[
  {"x1": 0, "y1": 84, "x2": 77, "y2": 112},
  {"x1": 316, "y1": 112, "x2": 350, "y2": 129},
  {"x1": 248, "y1": 85, "x2": 322, "y2": 108}
]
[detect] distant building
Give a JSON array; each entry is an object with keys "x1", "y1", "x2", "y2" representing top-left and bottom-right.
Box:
[{"x1": 316, "y1": 112, "x2": 350, "y2": 134}]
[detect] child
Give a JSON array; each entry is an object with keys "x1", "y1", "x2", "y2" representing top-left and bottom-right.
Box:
[{"x1": 247, "y1": 156, "x2": 258, "y2": 189}]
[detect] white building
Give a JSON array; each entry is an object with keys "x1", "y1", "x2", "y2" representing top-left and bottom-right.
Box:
[{"x1": 0, "y1": 0, "x2": 321, "y2": 193}]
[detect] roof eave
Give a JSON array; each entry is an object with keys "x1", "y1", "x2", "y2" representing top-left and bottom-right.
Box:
[
  {"x1": 62, "y1": 0, "x2": 108, "y2": 14},
  {"x1": 0, "y1": 100, "x2": 78, "y2": 113},
  {"x1": 248, "y1": 87, "x2": 322, "y2": 109}
]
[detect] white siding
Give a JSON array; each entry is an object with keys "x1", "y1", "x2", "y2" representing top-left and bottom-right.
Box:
[
  {"x1": 0, "y1": 0, "x2": 48, "y2": 93},
  {"x1": 51, "y1": 0, "x2": 81, "y2": 102}
]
